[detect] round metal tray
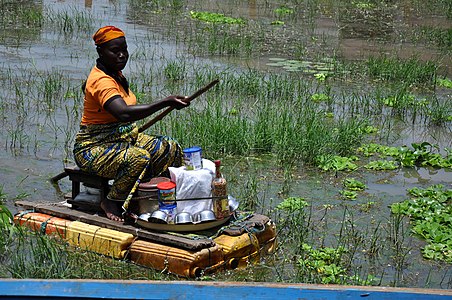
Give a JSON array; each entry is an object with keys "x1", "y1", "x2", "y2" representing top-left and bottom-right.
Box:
[{"x1": 136, "y1": 215, "x2": 231, "y2": 232}]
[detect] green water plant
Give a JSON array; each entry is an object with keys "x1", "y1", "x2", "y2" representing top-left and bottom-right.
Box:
[
  {"x1": 276, "y1": 196, "x2": 309, "y2": 213},
  {"x1": 296, "y1": 243, "x2": 373, "y2": 285},
  {"x1": 437, "y1": 78, "x2": 452, "y2": 88},
  {"x1": 340, "y1": 178, "x2": 366, "y2": 200},
  {"x1": 189, "y1": 11, "x2": 245, "y2": 25},
  {"x1": 357, "y1": 142, "x2": 452, "y2": 169},
  {"x1": 297, "y1": 243, "x2": 348, "y2": 284},
  {"x1": 316, "y1": 155, "x2": 359, "y2": 172},
  {"x1": 343, "y1": 178, "x2": 366, "y2": 191},
  {"x1": 266, "y1": 58, "x2": 335, "y2": 74},
  {"x1": 364, "y1": 160, "x2": 398, "y2": 170},
  {"x1": 390, "y1": 185, "x2": 452, "y2": 263},
  {"x1": 275, "y1": 7, "x2": 294, "y2": 16},
  {"x1": 0, "y1": 195, "x2": 12, "y2": 226},
  {"x1": 366, "y1": 56, "x2": 437, "y2": 87},
  {"x1": 340, "y1": 190, "x2": 358, "y2": 200},
  {"x1": 270, "y1": 20, "x2": 284, "y2": 26},
  {"x1": 311, "y1": 93, "x2": 330, "y2": 103},
  {"x1": 352, "y1": 1, "x2": 375, "y2": 10},
  {"x1": 275, "y1": 197, "x2": 311, "y2": 256},
  {"x1": 357, "y1": 143, "x2": 399, "y2": 157}
]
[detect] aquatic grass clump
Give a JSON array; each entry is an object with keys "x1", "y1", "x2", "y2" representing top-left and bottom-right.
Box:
[
  {"x1": 274, "y1": 197, "x2": 311, "y2": 254},
  {"x1": 155, "y1": 66, "x2": 371, "y2": 168},
  {"x1": 274, "y1": 198, "x2": 378, "y2": 285},
  {"x1": 366, "y1": 56, "x2": 438, "y2": 87},
  {"x1": 163, "y1": 60, "x2": 186, "y2": 82},
  {"x1": 422, "y1": 27, "x2": 452, "y2": 48},
  {"x1": 188, "y1": 23, "x2": 254, "y2": 56},
  {"x1": 0, "y1": 1, "x2": 44, "y2": 29},
  {"x1": 428, "y1": 98, "x2": 452, "y2": 126},
  {"x1": 44, "y1": 6, "x2": 94, "y2": 34}
]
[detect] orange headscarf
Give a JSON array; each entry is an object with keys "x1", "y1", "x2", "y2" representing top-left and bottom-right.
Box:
[{"x1": 92, "y1": 26, "x2": 125, "y2": 46}]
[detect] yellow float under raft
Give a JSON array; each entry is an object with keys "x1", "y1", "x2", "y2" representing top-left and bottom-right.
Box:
[{"x1": 13, "y1": 201, "x2": 276, "y2": 278}]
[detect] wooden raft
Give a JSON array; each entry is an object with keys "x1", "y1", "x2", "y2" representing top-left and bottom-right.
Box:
[{"x1": 14, "y1": 201, "x2": 214, "y2": 251}]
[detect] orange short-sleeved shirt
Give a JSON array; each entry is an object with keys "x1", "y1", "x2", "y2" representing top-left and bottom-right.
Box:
[{"x1": 81, "y1": 66, "x2": 136, "y2": 125}]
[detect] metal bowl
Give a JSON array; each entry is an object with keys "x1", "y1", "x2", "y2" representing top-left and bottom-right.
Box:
[
  {"x1": 228, "y1": 195, "x2": 239, "y2": 212},
  {"x1": 149, "y1": 210, "x2": 168, "y2": 224},
  {"x1": 196, "y1": 210, "x2": 216, "y2": 223},
  {"x1": 138, "y1": 213, "x2": 152, "y2": 222},
  {"x1": 174, "y1": 212, "x2": 193, "y2": 224}
]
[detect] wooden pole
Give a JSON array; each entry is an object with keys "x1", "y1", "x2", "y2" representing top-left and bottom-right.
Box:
[{"x1": 138, "y1": 79, "x2": 219, "y2": 133}]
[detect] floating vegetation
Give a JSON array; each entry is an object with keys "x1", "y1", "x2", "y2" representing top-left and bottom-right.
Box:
[
  {"x1": 340, "y1": 189, "x2": 358, "y2": 200},
  {"x1": 316, "y1": 155, "x2": 359, "y2": 172},
  {"x1": 189, "y1": 11, "x2": 245, "y2": 25},
  {"x1": 364, "y1": 160, "x2": 399, "y2": 170},
  {"x1": 311, "y1": 93, "x2": 330, "y2": 103},
  {"x1": 297, "y1": 243, "x2": 374, "y2": 285},
  {"x1": 357, "y1": 143, "x2": 402, "y2": 157},
  {"x1": 357, "y1": 142, "x2": 452, "y2": 169},
  {"x1": 343, "y1": 178, "x2": 366, "y2": 191},
  {"x1": 390, "y1": 185, "x2": 452, "y2": 263},
  {"x1": 352, "y1": 1, "x2": 376, "y2": 10},
  {"x1": 380, "y1": 94, "x2": 428, "y2": 108},
  {"x1": 266, "y1": 58, "x2": 335, "y2": 74},
  {"x1": 438, "y1": 77, "x2": 452, "y2": 88},
  {"x1": 276, "y1": 197, "x2": 309, "y2": 213},
  {"x1": 270, "y1": 20, "x2": 284, "y2": 26},
  {"x1": 275, "y1": 6, "x2": 294, "y2": 16}
]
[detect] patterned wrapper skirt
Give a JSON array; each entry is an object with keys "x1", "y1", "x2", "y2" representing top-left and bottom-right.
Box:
[{"x1": 73, "y1": 122, "x2": 183, "y2": 210}]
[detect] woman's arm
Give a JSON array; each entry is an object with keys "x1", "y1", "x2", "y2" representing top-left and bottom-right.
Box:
[{"x1": 104, "y1": 95, "x2": 189, "y2": 122}]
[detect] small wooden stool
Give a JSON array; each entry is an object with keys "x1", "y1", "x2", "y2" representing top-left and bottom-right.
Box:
[{"x1": 64, "y1": 166, "x2": 112, "y2": 202}]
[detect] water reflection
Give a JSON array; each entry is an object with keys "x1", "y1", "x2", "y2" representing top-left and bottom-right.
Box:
[{"x1": 397, "y1": 167, "x2": 451, "y2": 185}]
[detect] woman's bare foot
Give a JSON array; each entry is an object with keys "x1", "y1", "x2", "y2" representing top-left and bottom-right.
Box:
[{"x1": 100, "y1": 199, "x2": 124, "y2": 222}]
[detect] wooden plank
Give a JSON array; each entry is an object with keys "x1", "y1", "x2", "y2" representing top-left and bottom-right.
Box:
[
  {"x1": 0, "y1": 279, "x2": 451, "y2": 300},
  {"x1": 14, "y1": 201, "x2": 214, "y2": 250}
]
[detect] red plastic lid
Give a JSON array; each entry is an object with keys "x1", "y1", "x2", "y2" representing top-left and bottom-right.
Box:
[
  {"x1": 139, "y1": 177, "x2": 170, "y2": 190},
  {"x1": 156, "y1": 181, "x2": 176, "y2": 190}
]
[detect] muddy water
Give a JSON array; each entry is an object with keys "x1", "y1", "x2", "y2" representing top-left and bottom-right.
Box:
[{"x1": 0, "y1": 0, "x2": 451, "y2": 287}]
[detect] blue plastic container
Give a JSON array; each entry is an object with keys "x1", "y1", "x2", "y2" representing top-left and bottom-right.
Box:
[{"x1": 183, "y1": 146, "x2": 203, "y2": 170}]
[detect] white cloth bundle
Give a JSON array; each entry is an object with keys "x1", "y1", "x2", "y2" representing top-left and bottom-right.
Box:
[{"x1": 169, "y1": 159, "x2": 215, "y2": 214}]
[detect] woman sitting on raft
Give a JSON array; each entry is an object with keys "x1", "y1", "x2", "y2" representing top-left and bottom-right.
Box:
[{"x1": 73, "y1": 26, "x2": 189, "y2": 222}]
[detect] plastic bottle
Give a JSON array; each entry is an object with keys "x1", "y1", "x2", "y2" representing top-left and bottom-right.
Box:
[{"x1": 212, "y1": 160, "x2": 229, "y2": 219}]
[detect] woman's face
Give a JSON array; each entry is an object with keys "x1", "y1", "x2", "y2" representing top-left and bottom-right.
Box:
[{"x1": 97, "y1": 36, "x2": 128, "y2": 71}]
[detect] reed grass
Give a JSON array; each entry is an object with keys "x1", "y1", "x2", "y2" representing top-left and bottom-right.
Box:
[
  {"x1": 366, "y1": 56, "x2": 438, "y2": 87},
  {"x1": 0, "y1": 1, "x2": 43, "y2": 29},
  {"x1": 44, "y1": 6, "x2": 94, "y2": 35}
]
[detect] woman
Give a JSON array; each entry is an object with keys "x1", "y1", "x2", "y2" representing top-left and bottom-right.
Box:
[{"x1": 73, "y1": 26, "x2": 189, "y2": 222}]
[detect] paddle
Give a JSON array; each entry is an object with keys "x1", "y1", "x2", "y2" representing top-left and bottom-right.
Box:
[{"x1": 138, "y1": 79, "x2": 219, "y2": 133}]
